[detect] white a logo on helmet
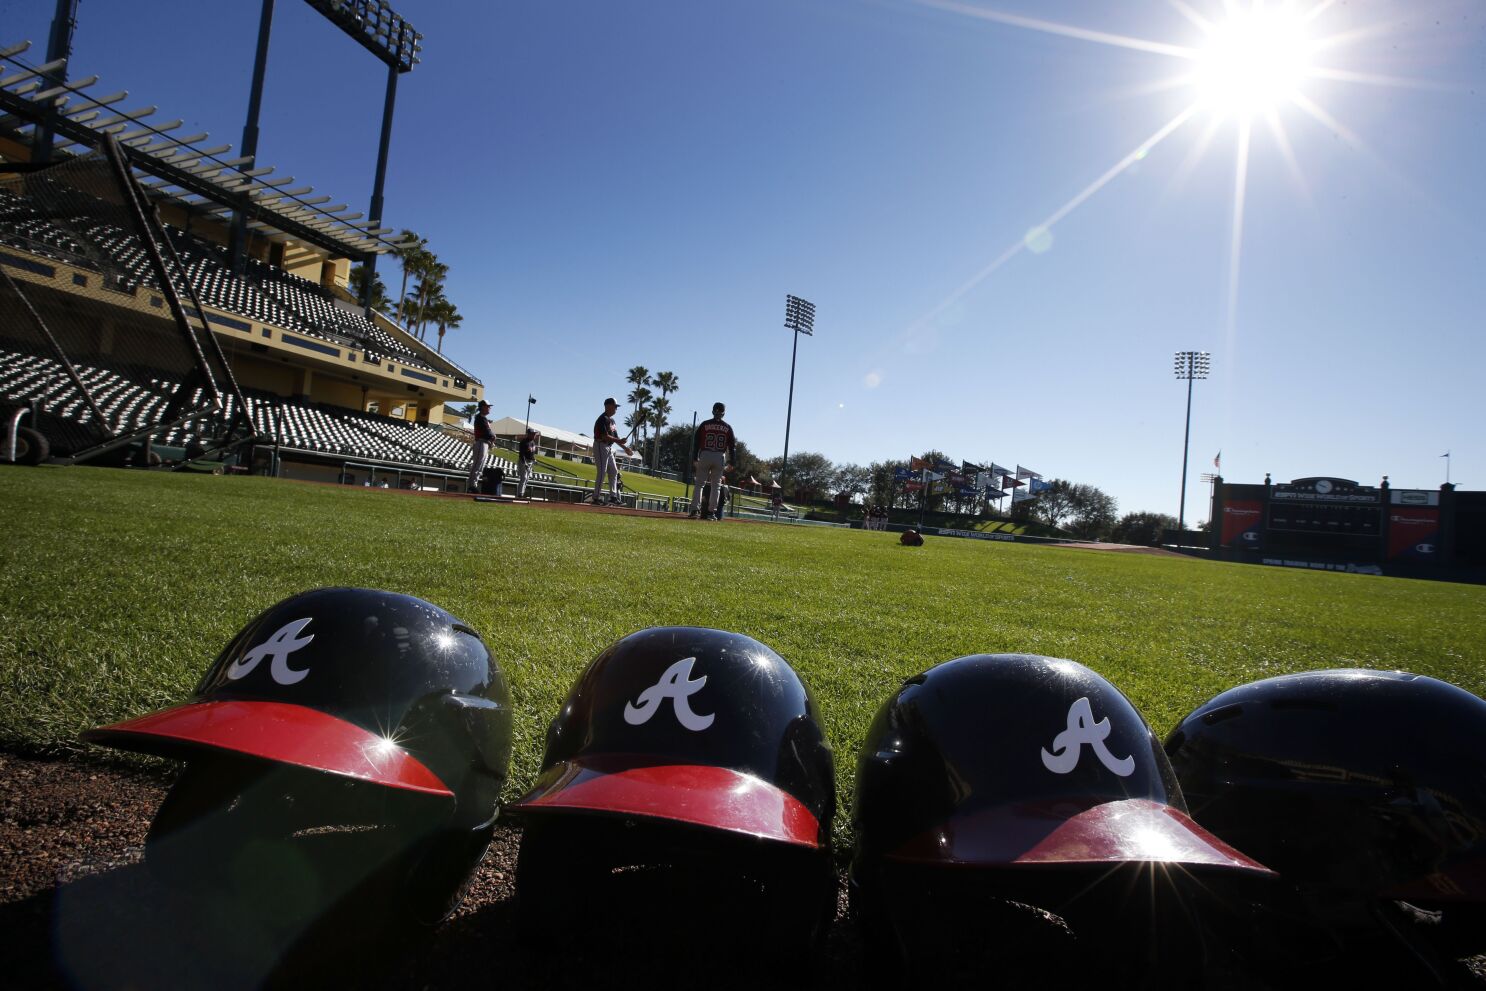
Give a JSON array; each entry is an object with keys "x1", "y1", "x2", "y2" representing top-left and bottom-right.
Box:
[
  {"x1": 624, "y1": 657, "x2": 715, "y2": 732},
  {"x1": 1040, "y1": 696, "x2": 1135, "y2": 777},
  {"x1": 227, "y1": 618, "x2": 315, "y2": 686}
]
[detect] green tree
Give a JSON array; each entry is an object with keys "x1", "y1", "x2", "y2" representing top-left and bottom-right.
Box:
[
  {"x1": 409, "y1": 260, "x2": 448, "y2": 341},
  {"x1": 1068, "y1": 483, "x2": 1118, "y2": 540},
  {"x1": 769, "y1": 451, "x2": 835, "y2": 501},
  {"x1": 1028, "y1": 478, "x2": 1078, "y2": 529},
  {"x1": 867, "y1": 460, "x2": 908, "y2": 510},
  {"x1": 625, "y1": 385, "x2": 653, "y2": 448},
  {"x1": 392, "y1": 230, "x2": 429, "y2": 326},
  {"x1": 1111, "y1": 511, "x2": 1179, "y2": 546},
  {"x1": 648, "y1": 370, "x2": 679, "y2": 469},
  {"x1": 727, "y1": 438, "x2": 765, "y2": 489},
  {"x1": 833, "y1": 462, "x2": 871, "y2": 502},
  {"x1": 349, "y1": 262, "x2": 389, "y2": 311},
  {"x1": 656, "y1": 424, "x2": 694, "y2": 476},
  {"x1": 646, "y1": 397, "x2": 672, "y2": 466},
  {"x1": 428, "y1": 298, "x2": 462, "y2": 353},
  {"x1": 623, "y1": 408, "x2": 648, "y2": 451}
]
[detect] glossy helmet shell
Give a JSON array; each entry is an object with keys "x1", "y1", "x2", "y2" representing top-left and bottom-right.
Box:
[
  {"x1": 850, "y1": 654, "x2": 1272, "y2": 984},
  {"x1": 1165, "y1": 668, "x2": 1486, "y2": 904},
  {"x1": 900, "y1": 529, "x2": 923, "y2": 546},
  {"x1": 83, "y1": 588, "x2": 512, "y2": 933},
  {"x1": 852, "y1": 653, "x2": 1263, "y2": 871},
  {"x1": 513, "y1": 627, "x2": 836, "y2": 960}
]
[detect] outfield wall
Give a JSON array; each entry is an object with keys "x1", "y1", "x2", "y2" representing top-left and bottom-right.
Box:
[{"x1": 1210, "y1": 476, "x2": 1484, "y2": 584}]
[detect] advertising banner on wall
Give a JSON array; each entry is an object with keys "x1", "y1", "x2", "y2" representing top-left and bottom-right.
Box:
[
  {"x1": 1387, "y1": 507, "x2": 1441, "y2": 562},
  {"x1": 1221, "y1": 500, "x2": 1264, "y2": 548},
  {"x1": 1390, "y1": 489, "x2": 1440, "y2": 507}
]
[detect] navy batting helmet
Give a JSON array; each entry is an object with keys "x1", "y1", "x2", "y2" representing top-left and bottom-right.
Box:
[
  {"x1": 84, "y1": 588, "x2": 512, "y2": 938},
  {"x1": 513, "y1": 627, "x2": 836, "y2": 960},
  {"x1": 1167, "y1": 668, "x2": 1486, "y2": 906},
  {"x1": 852, "y1": 654, "x2": 1272, "y2": 985}
]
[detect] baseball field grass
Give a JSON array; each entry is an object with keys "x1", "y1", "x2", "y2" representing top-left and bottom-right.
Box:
[{"x1": 3, "y1": 464, "x2": 1484, "y2": 843}]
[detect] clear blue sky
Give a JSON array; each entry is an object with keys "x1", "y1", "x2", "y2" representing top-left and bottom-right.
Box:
[{"x1": 6, "y1": 0, "x2": 1481, "y2": 519}]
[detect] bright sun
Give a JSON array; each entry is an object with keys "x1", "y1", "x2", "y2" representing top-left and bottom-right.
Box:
[{"x1": 1192, "y1": 6, "x2": 1314, "y2": 118}]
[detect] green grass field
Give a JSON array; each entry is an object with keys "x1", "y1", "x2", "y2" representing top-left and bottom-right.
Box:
[{"x1": 3, "y1": 465, "x2": 1483, "y2": 842}]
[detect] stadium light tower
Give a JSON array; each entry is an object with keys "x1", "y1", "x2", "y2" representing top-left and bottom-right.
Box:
[
  {"x1": 232, "y1": 0, "x2": 423, "y2": 291},
  {"x1": 780, "y1": 294, "x2": 815, "y2": 493},
  {"x1": 1174, "y1": 350, "x2": 1211, "y2": 536}
]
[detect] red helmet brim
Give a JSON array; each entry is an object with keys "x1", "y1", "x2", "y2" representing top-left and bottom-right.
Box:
[
  {"x1": 82, "y1": 699, "x2": 452, "y2": 798},
  {"x1": 888, "y1": 798, "x2": 1273, "y2": 874},
  {"x1": 513, "y1": 756, "x2": 822, "y2": 849}
]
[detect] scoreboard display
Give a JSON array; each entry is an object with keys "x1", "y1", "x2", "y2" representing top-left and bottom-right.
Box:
[
  {"x1": 1263, "y1": 477, "x2": 1382, "y2": 552},
  {"x1": 1213, "y1": 476, "x2": 1480, "y2": 581},
  {"x1": 1267, "y1": 502, "x2": 1380, "y2": 536}
]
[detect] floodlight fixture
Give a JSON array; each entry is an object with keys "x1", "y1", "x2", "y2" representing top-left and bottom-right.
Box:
[
  {"x1": 1174, "y1": 350, "x2": 1212, "y2": 537},
  {"x1": 785, "y1": 293, "x2": 815, "y2": 336},
  {"x1": 303, "y1": 0, "x2": 424, "y2": 73}
]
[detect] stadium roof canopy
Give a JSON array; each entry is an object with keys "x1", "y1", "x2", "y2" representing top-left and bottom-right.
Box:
[{"x1": 0, "y1": 41, "x2": 417, "y2": 262}]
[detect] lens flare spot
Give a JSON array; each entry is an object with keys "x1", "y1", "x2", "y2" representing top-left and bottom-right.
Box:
[{"x1": 1024, "y1": 226, "x2": 1054, "y2": 254}]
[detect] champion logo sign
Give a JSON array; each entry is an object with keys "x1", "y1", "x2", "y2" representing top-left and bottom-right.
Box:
[
  {"x1": 624, "y1": 657, "x2": 715, "y2": 731},
  {"x1": 226, "y1": 618, "x2": 315, "y2": 686},
  {"x1": 1040, "y1": 697, "x2": 1135, "y2": 777}
]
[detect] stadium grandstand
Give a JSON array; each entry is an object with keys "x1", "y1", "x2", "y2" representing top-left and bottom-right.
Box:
[{"x1": 0, "y1": 40, "x2": 494, "y2": 489}]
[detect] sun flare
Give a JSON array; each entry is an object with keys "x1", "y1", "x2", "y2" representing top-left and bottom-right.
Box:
[{"x1": 1191, "y1": 5, "x2": 1314, "y2": 118}]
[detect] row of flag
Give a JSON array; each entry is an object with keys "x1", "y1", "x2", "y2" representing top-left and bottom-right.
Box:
[{"x1": 893, "y1": 459, "x2": 1047, "y2": 501}]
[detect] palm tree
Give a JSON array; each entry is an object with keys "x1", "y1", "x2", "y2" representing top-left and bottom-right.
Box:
[
  {"x1": 648, "y1": 370, "x2": 679, "y2": 469},
  {"x1": 623, "y1": 409, "x2": 648, "y2": 451},
  {"x1": 428, "y1": 298, "x2": 462, "y2": 353},
  {"x1": 647, "y1": 397, "x2": 671, "y2": 468},
  {"x1": 400, "y1": 293, "x2": 423, "y2": 333},
  {"x1": 626, "y1": 386, "x2": 653, "y2": 448},
  {"x1": 392, "y1": 230, "x2": 428, "y2": 326},
  {"x1": 626, "y1": 366, "x2": 650, "y2": 390},
  {"x1": 349, "y1": 263, "x2": 389, "y2": 311},
  {"x1": 410, "y1": 261, "x2": 448, "y2": 341}
]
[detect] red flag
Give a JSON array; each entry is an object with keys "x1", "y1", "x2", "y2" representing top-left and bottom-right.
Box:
[
  {"x1": 909, "y1": 457, "x2": 928, "y2": 471},
  {"x1": 1002, "y1": 475, "x2": 1024, "y2": 489}
]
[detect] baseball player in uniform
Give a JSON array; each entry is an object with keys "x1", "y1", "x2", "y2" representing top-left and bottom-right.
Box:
[
  {"x1": 467, "y1": 399, "x2": 494, "y2": 493},
  {"x1": 518, "y1": 428, "x2": 539, "y2": 498},
  {"x1": 591, "y1": 397, "x2": 631, "y2": 505},
  {"x1": 693, "y1": 402, "x2": 735, "y2": 520}
]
